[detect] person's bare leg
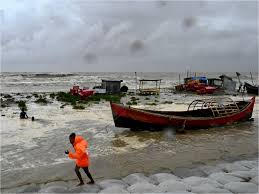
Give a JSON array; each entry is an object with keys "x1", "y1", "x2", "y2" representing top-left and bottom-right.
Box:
[
  {"x1": 75, "y1": 165, "x2": 84, "y2": 186},
  {"x1": 82, "y1": 167, "x2": 95, "y2": 184}
]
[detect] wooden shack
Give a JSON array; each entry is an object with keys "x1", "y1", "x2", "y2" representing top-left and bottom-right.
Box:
[
  {"x1": 139, "y1": 79, "x2": 162, "y2": 95},
  {"x1": 101, "y1": 80, "x2": 123, "y2": 94},
  {"x1": 219, "y1": 75, "x2": 237, "y2": 93},
  {"x1": 208, "y1": 78, "x2": 223, "y2": 88}
]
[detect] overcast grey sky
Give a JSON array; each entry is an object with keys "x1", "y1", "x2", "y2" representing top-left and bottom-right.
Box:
[{"x1": 0, "y1": 0, "x2": 258, "y2": 72}]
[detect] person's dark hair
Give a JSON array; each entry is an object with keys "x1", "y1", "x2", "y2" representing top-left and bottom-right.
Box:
[{"x1": 69, "y1": 133, "x2": 76, "y2": 139}]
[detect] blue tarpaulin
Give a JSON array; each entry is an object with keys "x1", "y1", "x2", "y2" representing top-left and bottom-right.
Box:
[{"x1": 191, "y1": 76, "x2": 207, "y2": 81}]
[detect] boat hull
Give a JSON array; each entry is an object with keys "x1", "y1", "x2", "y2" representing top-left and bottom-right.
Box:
[
  {"x1": 245, "y1": 82, "x2": 258, "y2": 95},
  {"x1": 110, "y1": 97, "x2": 255, "y2": 131}
]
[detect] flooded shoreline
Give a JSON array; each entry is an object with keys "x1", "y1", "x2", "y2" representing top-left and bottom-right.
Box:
[
  {"x1": 1, "y1": 73, "x2": 258, "y2": 190},
  {"x1": 1, "y1": 95, "x2": 258, "y2": 189}
]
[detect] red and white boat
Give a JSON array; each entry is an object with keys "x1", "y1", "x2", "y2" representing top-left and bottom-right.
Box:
[{"x1": 70, "y1": 86, "x2": 95, "y2": 98}]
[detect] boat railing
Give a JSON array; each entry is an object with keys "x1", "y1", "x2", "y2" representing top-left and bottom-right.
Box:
[{"x1": 188, "y1": 97, "x2": 240, "y2": 117}]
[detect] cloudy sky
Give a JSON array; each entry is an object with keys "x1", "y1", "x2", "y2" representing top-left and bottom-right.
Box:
[{"x1": 0, "y1": 0, "x2": 258, "y2": 72}]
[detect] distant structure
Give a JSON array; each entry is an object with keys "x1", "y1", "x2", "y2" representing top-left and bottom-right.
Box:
[
  {"x1": 219, "y1": 75, "x2": 237, "y2": 93},
  {"x1": 207, "y1": 78, "x2": 222, "y2": 88},
  {"x1": 139, "y1": 79, "x2": 162, "y2": 95},
  {"x1": 101, "y1": 80, "x2": 123, "y2": 94}
]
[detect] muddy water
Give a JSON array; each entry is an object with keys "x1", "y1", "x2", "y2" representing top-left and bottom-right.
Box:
[{"x1": 1, "y1": 93, "x2": 258, "y2": 189}]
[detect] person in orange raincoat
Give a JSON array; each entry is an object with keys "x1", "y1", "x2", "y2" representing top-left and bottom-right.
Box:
[{"x1": 65, "y1": 133, "x2": 95, "y2": 186}]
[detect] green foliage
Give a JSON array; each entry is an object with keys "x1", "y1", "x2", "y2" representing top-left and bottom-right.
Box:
[
  {"x1": 3, "y1": 94, "x2": 12, "y2": 98},
  {"x1": 145, "y1": 102, "x2": 157, "y2": 106},
  {"x1": 163, "y1": 101, "x2": 173, "y2": 104},
  {"x1": 56, "y1": 92, "x2": 124, "y2": 108},
  {"x1": 1, "y1": 97, "x2": 15, "y2": 107},
  {"x1": 49, "y1": 93, "x2": 56, "y2": 99},
  {"x1": 130, "y1": 96, "x2": 139, "y2": 101},
  {"x1": 1, "y1": 98, "x2": 6, "y2": 108},
  {"x1": 60, "y1": 104, "x2": 67, "y2": 108},
  {"x1": 126, "y1": 101, "x2": 138, "y2": 105},
  {"x1": 33, "y1": 93, "x2": 39, "y2": 98},
  {"x1": 35, "y1": 95, "x2": 49, "y2": 104},
  {"x1": 17, "y1": 100, "x2": 27, "y2": 111},
  {"x1": 86, "y1": 93, "x2": 124, "y2": 103},
  {"x1": 56, "y1": 92, "x2": 80, "y2": 104},
  {"x1": 128, "y1": 92, "x2": 135, "y2": 95},
  {"x1": 73, "y1": 104, "x2": 85, "y2": 109}
]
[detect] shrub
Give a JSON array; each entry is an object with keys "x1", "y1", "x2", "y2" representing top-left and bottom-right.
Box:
[
  {"x1": 35, "y1": 96, "x2": 49, "y2": 104},
  {"x1": 49, "y1": 93, "x2": 56, "y2": 99},
  {"x1": 87, "y1": 93, "x2": 124, "y2": 103},
  {"x1": 56, "y1": 92, "x2": 80, "y2": 104},
  {"x1": 17, "y1": 100, "x2": 27, "y2": 111}
]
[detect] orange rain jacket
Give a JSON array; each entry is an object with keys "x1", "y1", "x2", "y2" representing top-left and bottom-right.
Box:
[{"x1": 68, "y1": 135, "x2": 89, "y2": 167}]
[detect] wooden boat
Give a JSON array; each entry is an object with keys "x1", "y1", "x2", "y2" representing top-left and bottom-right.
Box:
[
  {"x1": 110, "y1": 97, "x2": 255, "y2": 131},
  {"x1": 244, "y1": 82, "x2": 258, "y2": 95}
]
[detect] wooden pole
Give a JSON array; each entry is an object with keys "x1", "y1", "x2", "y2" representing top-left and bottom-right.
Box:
[
  {"x1": 135, "y1": 72, "x2": 137, "y2": 94},
  {"x1": 156, "y1": 81, "x2": 158, "y2": 95},
  {"x1": 250, "y1": 72, "x2": 254, "y2": 85}
]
